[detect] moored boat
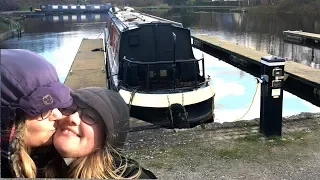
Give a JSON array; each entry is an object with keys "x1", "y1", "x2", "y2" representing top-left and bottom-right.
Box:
[
  {"x1": 35, "y1": 4, "x2": 112, "y2": 14},
  {"x1": 104, "y1": 7, "x2": 215, "y2": 128}
]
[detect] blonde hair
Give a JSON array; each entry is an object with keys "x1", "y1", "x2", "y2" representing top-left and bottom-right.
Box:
[
  {"x1": 45, "y1": 144, "x2": 142, "y2": 178},
  {"x1": 9, "y1": 113, "x2": 37, "y2": 178}
]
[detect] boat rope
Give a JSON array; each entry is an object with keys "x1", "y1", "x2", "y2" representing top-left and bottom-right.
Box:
[
  {"x1": 198, "y1": 79, "x2": 210, "y2": 86},
  {"x1": 96, "y1": 31, "x2": 104, "y2": 39},
  {"x1": 181, "y1": 93, "x2": 184, "y2": 106},
  {"x1": 128, "y1": 89, "x2": 137, "y2": 111},
  {"x1": 180, "y1": 92, "x2": 188, "y2": 119},
  {"x1": 167, "y1": 95, "x2": 174, "y2": 125},
  {"x1": 234, "y1": 79, "x2": 261, "y2": 122}
]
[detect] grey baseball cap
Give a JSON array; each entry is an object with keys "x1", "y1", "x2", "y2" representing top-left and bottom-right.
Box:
[{"x1": 1, "y1": 49, "x2": 73, "y2": 123}]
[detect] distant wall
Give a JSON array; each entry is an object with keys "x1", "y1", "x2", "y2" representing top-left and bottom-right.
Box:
[
  {"x1": 0, "y1": 0, "x2": 108, "y2": 11},
  {"x1": 0, "y1": 0, "x2": 168, "y2": 11}
]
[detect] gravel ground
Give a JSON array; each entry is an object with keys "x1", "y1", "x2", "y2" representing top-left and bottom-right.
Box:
[{"x1": 124, "y1": 113, "x2": 320, "y2": 180}]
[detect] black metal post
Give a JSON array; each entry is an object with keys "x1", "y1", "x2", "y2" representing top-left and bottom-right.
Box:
[
  {"x1": 194, "y1": 61, "x2": 198, "y2": 88},
  {"x1": 202, "y1": 59, "x2": 205, "y2": 77},
  {"x1": 172, "y1": 66, "x2": 176, "y2": 89},
  {"x1": 260, "y1": 56, "x2": 285, "y2": 137},
  {"x1": 311, "y1": 48, "x2": 315, "y2": 62},
  {"x1": 123, "y1": 61, "x2": 128, "y2": 85},
  {"x1": 172, "y1": 32, "x2": 176, "y2": 90}
]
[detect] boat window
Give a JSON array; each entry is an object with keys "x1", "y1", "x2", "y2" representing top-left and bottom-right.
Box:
[
  {"x1": 160, "y1": 70, "x2": 167, "y2": 77},
  {"x1": 129, "y1": 35, "x2": 139, "y2": 46},
  {"x1": 95, "y1": 14, "x2": 101, "y2": 20},
  {"x1": 80, "y1": 5, "x2": 86, "y2": 9},
  {"x1": 72, "y1": 15, "x2": 77, "y2": 21},
  {"x1": 41, "y1": 5, "x2": 46, "y2": 8},
  {"x1": 71, "y1": 6, "x2": 77, "y2": 9},
  {"x1": 62, "y1": 5, "x2": 68, "y2": 9},
  {"x1": 52, "y1": 5, "x2": 58, "y2": 9},
  {"x1": 53, "y1": 16, "x2": 59, "y2": 21},
  {"x1": 94, "y1": 6, "x2": 101, "y2": 9},
  {"x1": 149, "y1": 71, "x2": 155, "y2": 78},
  {"x1": 81, "y1": 15, "x2": 86, "y2": 20}
]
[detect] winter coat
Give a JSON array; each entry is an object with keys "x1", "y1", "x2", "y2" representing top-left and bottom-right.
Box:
[
  {"x1": 1, "y1": 126, "x2": 58, "y2": 178},
  {"x1": 44, "y1": 153, "x2": 157, "y2": 179}
]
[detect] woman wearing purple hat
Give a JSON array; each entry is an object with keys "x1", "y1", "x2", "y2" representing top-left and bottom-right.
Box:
[
  {"x1": 1, "y1": 49, "x2": 73, "y2": 178},
  {"x1": 44, "y1": 87, "x2": 156, "y2": 179}
]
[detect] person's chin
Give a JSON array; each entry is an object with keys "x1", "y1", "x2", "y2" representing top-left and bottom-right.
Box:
[
  {"x1": 54, "y1": 138, "x2": 78, "y2": 150},
  {"x1": 56, "y1": 146, "x2": 78, "y2": 157}
]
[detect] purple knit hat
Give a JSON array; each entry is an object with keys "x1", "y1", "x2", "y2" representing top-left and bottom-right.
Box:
[{"x1": 1, "y1": 49, "x2": 73, "y2": 123}]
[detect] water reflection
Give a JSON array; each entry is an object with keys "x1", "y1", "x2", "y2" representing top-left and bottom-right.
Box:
[
  {"x1": 0, "y1": 14, "x2": 107, "y2": 82},
  {"x1": 143, "y1": 8, "x2": 320, "y2": 120},
  {"x1": 43, "y1": 14, "x2": 107, "y2": 23},
  {"x1": 1, "y1": 11, "x2": 319, "y2": 123},
  {"x1": 193, "y1": 48, "x2": 320, "y2": 122},
  {"x1": 143, "y1": 9, "x2": 320, "y2": 67}
]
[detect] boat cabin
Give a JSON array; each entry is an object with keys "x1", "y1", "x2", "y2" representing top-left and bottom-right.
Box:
[{"x1": 105, "y1": 8, "x2": 206, "y2": 92}]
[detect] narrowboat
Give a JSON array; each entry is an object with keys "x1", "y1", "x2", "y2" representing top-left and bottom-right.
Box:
[
  {"x1": 104, "y1": 7, "x2": 215, "y2": 128},
  {"x1": 35, "y1": 4, "x2": 112, "y2": 14}
]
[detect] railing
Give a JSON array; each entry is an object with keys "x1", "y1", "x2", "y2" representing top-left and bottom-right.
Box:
[
  {"x1": 109, "y1": 12, "x2": 129, "y2": 31},
  {"x1": 139, "y1": 12, "x2": 183, "y2": 27},
  {"x1": 122, "y1": 56, "x2": 205, "y2": 91}
]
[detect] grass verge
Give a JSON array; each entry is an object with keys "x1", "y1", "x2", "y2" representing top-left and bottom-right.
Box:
[
  {"x1": 127, "y1": 127, "x2": 318, "y2": 170},
  {"x1": 233, "y1": 4, "x2": 320, "y2": 14},
  {"x1": 0, "y1": 16, "x2": 11, "y2": 33}
]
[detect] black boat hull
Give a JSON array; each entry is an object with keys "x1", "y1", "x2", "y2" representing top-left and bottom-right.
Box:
[{"x1": 129, "y1": 96, "x2": 214, "y2": 128}]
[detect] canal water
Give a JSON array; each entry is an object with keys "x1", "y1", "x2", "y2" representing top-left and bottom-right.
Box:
[{"x1": 1, "y1": 10, "x2": 319, "y2": 123}]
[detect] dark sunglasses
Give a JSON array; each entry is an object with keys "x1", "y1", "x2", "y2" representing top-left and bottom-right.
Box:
[{"x1": 59, "y1": 106, "x2": 97, "y2": 125}]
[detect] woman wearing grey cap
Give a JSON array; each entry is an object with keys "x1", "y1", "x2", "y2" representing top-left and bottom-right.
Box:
[
  {"x1": 44, "y1": 87, "x2": 156, "y2": 179},
  {"x1": 1, "y1": 49, "x2": 73, "y2": 178}
]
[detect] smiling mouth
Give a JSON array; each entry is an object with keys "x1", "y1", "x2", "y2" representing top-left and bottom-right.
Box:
[{"x1": 61, "y1": 129, "x2": 80, "y2": 137}]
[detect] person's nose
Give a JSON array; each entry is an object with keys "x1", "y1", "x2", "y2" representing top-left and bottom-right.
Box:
[
  {"x1": 64, "y1": 112, "x2": 81, "y2": 126},
  {"x1": 49, "y1": 108, "x2": 63, "y2": 121}
]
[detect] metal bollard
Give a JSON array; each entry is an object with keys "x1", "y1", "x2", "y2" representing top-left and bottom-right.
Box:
[{"x1": 260, "y1": 56, "x2": 285, "y2": 137}]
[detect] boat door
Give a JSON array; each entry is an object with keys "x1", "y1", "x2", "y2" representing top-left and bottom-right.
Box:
[{"x1": 154, "y1": 24, "x2": 175, "y2": 62}]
